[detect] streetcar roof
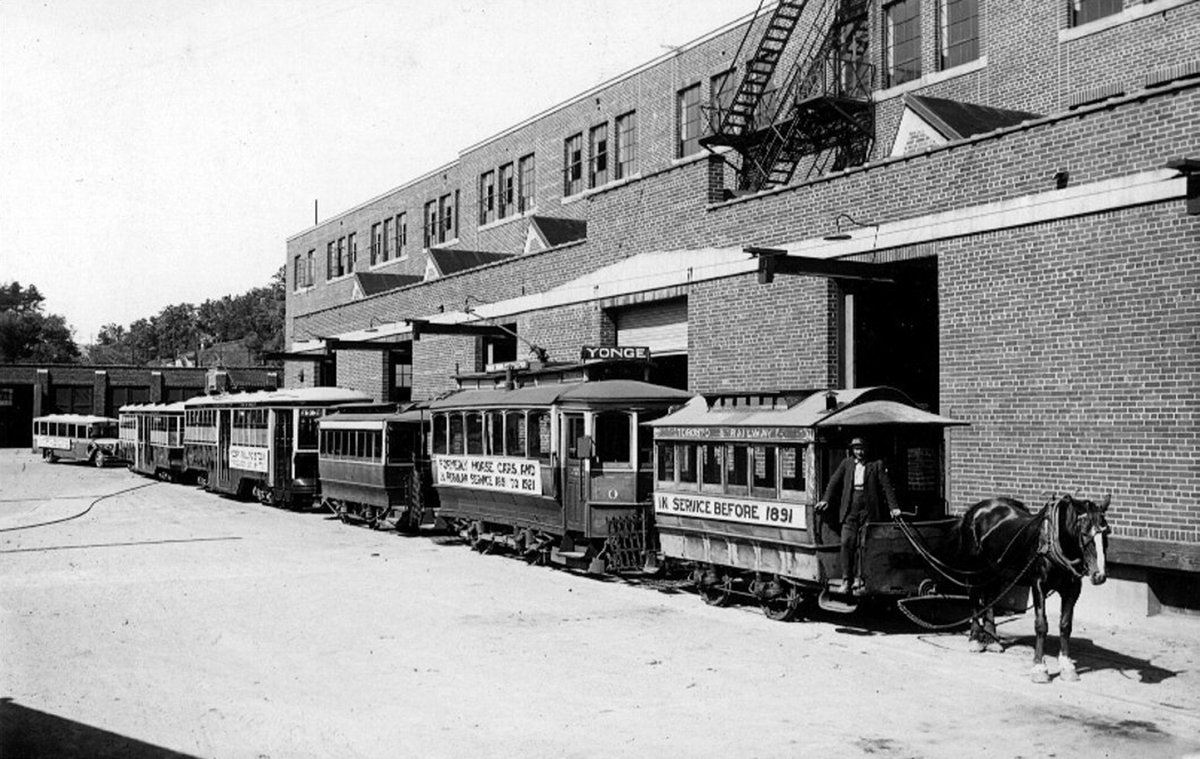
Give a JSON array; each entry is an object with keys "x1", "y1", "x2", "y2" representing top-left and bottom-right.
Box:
[
  {"x1": 428, "y1": 380, "x2": 692, "y2": 410},
  {"x1": 318, "y1": 408, "x2": 427, "y2": 427},
  {"x1": 649, "y1": 387, "x2": 965, "y2": 437},
  {"x1": 118, "y1": 401, "x2": 189, "y2": 414},
  {"x1": 33, "y1": 414, "x2": 118, "y2": 425},
  {"x1": 183, "y1": 387, "x2": 371, "y2": 408}
]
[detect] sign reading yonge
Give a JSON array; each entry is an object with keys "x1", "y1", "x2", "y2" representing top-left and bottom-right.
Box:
[
  {"x1": 229, "y1": 445, "x2": 269, "y2": 473},
  {"x1": 435, "y1": 455, "x2": 541, "y2": 495},
  {"x1": 654, "y1": 491, "x2": 806, "y2": 530}
]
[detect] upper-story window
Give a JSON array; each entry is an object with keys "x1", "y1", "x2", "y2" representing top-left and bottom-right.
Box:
[
  {"x1": 518, "y1": 153, "x2": 536, "y2": 212},
  {"x1": 498, "y1": 163, "x2": 514, "y2": 219},
  {"x1": 709, "y1": 70, "x2": 735, "y2": 134},
  {"x1": 614, "y1": 111, "x2": 637, "y2": 180},
  {"x1": 305, "y1": 249, "x2": 314, "y2": 286},
  {"x1": 439, "y1": 192, "x2": 456, "y2": 242},
  {"x1": 885, "y1": 0, "x2": 923, "y2": 87},
  {"x1": 424, "y1": 200, "x2": 437, "y2": 248},
  {"x1": 370, "y1": 222, "x2": 382, "y2": 266},
  {"x1": 396, "y1": 212, "x2": 407, "y2": 258},
  {"x1": 382, "y1": 217, "x2": 393, "y2": 261},
  {"x1": 326, "y1": 241, "x2": 336, "y2": 280},
  {"x1": 1070, "y1": 0, "x2": 1122, "y2": 26},
  {"x1": 588, "y1": 123, "x2": 608, "y2": 189},
  {"x1": 346, "y1": 233, "x2": 357, "y2": 273},
  {"x1": 479, "y1": 170, "x2": 496, "y2": 225},
  {"x1": 941, "y1": 0, "x2": 979, "y2": 69},
  {"x1": 677, "y1": 83, "x2": 702, "y2": 157},
  {"x1": 564, "y1": 133, "x2": 583, "y2": 197},
  {"x1": 293, "y1": 254, "x2": 304, "y2": 291},
  {"x1": 336, "y1": 236, "x2": 348, "y2": 277}
]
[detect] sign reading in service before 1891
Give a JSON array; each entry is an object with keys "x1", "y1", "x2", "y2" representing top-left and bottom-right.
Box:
[
  {"x1": 653, "y1": 490, "x2": 806, "y2": 530},
  {"x1": 434, "y1": 455, "x2": 542, "y2": 495}
]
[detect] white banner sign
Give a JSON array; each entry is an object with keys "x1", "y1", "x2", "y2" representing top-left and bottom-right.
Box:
[
  {"x1": 435, "y1": 455, "x2": 541, "y2": 495},
  {"x1": 654, "y1": 491, "x2": 806, "y2": 530},
  {"x1": 36, "y1": 435, "x2": 73, "y2": 451},
  {"x1": 229, "y1": 445, "x2": 269, "y2": 473}
]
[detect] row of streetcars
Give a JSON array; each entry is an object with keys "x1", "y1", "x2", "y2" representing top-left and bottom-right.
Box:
[{"x1": 32, "y1": 361, "x2": 967, "y2": 620}]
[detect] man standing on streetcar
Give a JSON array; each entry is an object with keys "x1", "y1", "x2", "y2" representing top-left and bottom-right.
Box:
[{"x1": 815, "y1": 437, "x2": 902, "y2": 595}]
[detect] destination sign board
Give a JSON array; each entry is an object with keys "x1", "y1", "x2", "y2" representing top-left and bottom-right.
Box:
[
  {"x1": 229, "y1": 445, "x2": 269, "y2": 473},
  {"x1": 434, "y1": 455, "x2": 541, "y2": 495},
  {"x1": 653, "y1": 426, "x2": 813, "y2": 442},
  {"x1": 581, "y1": 346, "x2": 650, "y2": 361}
]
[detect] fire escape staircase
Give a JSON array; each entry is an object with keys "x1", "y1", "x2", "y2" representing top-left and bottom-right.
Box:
[{"x1": 702, "y1": 0, "x2": 875, "y2": 192}]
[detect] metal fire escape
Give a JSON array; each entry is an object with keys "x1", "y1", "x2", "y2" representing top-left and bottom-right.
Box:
[{"x1": 701, "y1": 0, "x2": 874, "y2": 192}]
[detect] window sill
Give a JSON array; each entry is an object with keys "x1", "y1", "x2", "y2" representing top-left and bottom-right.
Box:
[
  {"x1": 1059, "y1": 0, "x2": 1197, "y2": 42},
  {"x1": 873, "y1": 55, "x2": 988, "y2": 102},
  {"x1": 292, "y1": 285, "x2": 315, "y2": 294},
  {"x1": 325, "y1": 273, "x2": 354, "y2": 285},
  {"x1": 478, "y1": 208, "x2": 538, "y2": 233}
]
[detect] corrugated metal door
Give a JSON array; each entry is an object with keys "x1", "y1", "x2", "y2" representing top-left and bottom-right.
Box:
[{"x1": 614, "y1": 299, "x2": 688, "y2": 354}]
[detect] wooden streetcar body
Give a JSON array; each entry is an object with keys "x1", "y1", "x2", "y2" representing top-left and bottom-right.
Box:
[
  {"x1": 649, "y1": 387, "x2": 966, "y2": 619},
  {"x1": 32, "y1": 413, "x2": 126, "y2": 467},
  {"x1": 317, "y1": 404, "x2": 440, "y2": 530},
  {"x1": 119, "y1": 401, "x2": 192, "y2": 481},
  {"x1": 183, "y1": 387, "x2": 371, "y2": 507},
  {"x1": 428, "y1": 363, "x2": 692, "y2": 572}
]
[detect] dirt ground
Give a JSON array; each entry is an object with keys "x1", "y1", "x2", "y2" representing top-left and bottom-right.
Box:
[{"x1": 2, "y1": 448, "x2": 1199, "y2": 759}]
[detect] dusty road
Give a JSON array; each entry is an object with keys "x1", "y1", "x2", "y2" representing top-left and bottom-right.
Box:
[{"x1": 2, "y1": 449, "x2": 1199, "y2": 759}]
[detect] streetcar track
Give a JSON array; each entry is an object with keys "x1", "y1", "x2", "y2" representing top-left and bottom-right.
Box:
[{"x1": 0, "y1": 536, "x2": 243, "y2": 554}]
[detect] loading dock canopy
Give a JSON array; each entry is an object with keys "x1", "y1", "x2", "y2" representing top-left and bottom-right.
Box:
[{"x1": 649, "y1": 386, "x2": 964, "y2": 441}]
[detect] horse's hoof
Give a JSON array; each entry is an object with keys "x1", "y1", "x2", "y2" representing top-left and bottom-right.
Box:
[
  {"x1": 1060, "y1": 666, "x2": 1080, "y2": 682},
  {"x1": 985, "y1": 641, "x2": 1004, "y2": 654},
  {"x1": 967, "y1": 639, "x2": 986, "y2": 653},
  {"x1": 1031, "y1": 665, "x2": 1050, "y2": 684}
]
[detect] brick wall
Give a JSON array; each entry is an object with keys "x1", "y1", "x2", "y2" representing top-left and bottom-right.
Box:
[{"x1": 941, "y1": 204, "x2": 1200, "y2": 541}]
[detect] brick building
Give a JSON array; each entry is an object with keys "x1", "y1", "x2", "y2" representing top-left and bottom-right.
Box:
[
  {"x1": 284, "y1": 0, "x2": 1200, "y2": 615},
  {"x1": 0, "y1": 364, "x2": 280, "y2": 448}
]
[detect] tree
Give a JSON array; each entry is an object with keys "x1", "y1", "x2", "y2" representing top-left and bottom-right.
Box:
[{"x1": 0, "y1": 282, "x2": 80, "y2": 363}]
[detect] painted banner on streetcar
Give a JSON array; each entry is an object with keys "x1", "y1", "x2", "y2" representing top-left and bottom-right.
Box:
[
  {"x1": 654, "y1": 491, "x2": 806, "y2": 530},
  {"x1": 229, "y1": 445, "x2": 269, "y2": 473},
  {"x1": 434, "y1": 455, "x2": 541, "y2": 495}
]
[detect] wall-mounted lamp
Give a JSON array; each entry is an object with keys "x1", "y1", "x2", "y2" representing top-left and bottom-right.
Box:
[
  {"x1": 823, "y1": 213, "x2": 875, "y2": 241},
  {"x1": 1165, "y1": 157, "x2": 1200, "y2": 215},
  {"x1": 298, "y1": 369, "x2": 306, "y2": 384},
  {"x1": 364, "y1": 317, "x2": 382, "y2": 333}
]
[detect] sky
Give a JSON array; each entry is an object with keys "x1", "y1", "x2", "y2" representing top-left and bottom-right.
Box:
[{"x1": 0, "y1": 0, "x2": 764, "y2": 345}]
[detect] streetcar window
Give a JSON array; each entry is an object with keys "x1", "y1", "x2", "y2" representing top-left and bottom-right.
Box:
[
  {"x1": 564, "y1": 415, "x2": 586, "y2": 459},
  {"x1": 780, "y1": 444, "x2": 805, "y2": 497},
  {"x1": 466, "y1": 413, "x2": 484, "y2": 455},
  {"x1": 487, "y1": 411, "x2": 505, "y2": 455},
  {"x1": 387, "y1": 423, "x2": 414, "y2": 462},
  {"x1": 700, "y1": 443, "x2": 723, "y2": 489},
  {"x1": 528, "y1": 411, "x2": 551, "y2": 461},
  {"x1": 505, "y1": 411, "x2": 526, "y2": 457},
  {"x1": 678, "y1": 444, "x2": 698, "y2": 488},
  {"x1": 432, "y1": 413, "x2": 448, "y2": 455},
  {"x1": 297, "y1": 409, "x2": 321, "y2": 449},
  {"x1": 594, "y1": 412, "x2": 630, "y2": 466},
  {"x1": 655, "y1": 442, "x2": 675, "y2": 482},
  {"x1": 725, "y1": 444, "x2": 749, "y2": 494},
  {"x1": 449, "y1": 414, "x2": 465, "y2": 455},
  {"x1": 751, "y1": 445, "x2": 777, "y2": 499}
]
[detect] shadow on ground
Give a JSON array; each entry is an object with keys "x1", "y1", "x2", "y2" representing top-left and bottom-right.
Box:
[
  {"x1": 1001, "y1": 636, "x2": 1181, "y2": 683},
  {"x1": 0, "y1": 698, "x2": 200, "y2": 759}
]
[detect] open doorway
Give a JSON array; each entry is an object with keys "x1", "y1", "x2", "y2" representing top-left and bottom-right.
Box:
[{"x1": 840, "y1": 257, "x2": 939, "y2": 410}]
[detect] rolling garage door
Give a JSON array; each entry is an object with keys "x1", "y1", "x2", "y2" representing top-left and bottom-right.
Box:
[{"x1": 614, "y1": 299, "x2": 687, "y2": 355}]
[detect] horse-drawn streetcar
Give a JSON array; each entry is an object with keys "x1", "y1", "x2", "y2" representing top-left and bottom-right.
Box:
[{"x1": 649, "y1": 386, "x2": 967, "y2": 620}]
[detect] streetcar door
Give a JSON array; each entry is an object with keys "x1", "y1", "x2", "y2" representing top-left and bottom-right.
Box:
[
  {"x1": 560, "y1": 412, "x2": 588, "y2": 531},
  {"x1": 271, "y1": 408, "x2": 293, "y2": 488},
  {"x1": 217, "y1": 409, "x2": 231, "y2": 488}
]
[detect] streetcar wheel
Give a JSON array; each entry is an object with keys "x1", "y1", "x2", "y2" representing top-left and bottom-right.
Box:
[
  {"x1": 762, "y1": 587, "x2": 803, "y2": 622},
  {"x1": 698, "y1": 577, "x2": 733, "y2": 607},
  {"x1": 94, "y1": 452, "x2": 108, "y2": 468},
  {"x1": 195, "y1": 472, "x2": 209, "y2": 488},
  {"x1": 44, "y1": 450, "x2": 58, "y2": 463}
]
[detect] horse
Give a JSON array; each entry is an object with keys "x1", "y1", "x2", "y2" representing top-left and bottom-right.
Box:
[{"x1": 954, "y1": 493, "x2": 1111, "y2": 683}]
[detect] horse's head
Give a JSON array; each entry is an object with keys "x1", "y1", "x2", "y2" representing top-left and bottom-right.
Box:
[{"x1": 1064, "y1": 494, "x2": 1111, "y2": 585}]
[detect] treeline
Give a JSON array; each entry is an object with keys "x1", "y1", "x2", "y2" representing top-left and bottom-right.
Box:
[
  {"x1": 88, "y1": 267, "x2": 286, "y2": 366},
  {"x1": 0, "y1": 268, "x2": 285, "y2": 367}
]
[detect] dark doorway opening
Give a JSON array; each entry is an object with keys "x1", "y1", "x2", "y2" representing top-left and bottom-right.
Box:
[
  {"x1": 843, "y1": 256, "x2": 939, "y2": 410},
  {"x1": 649, "y1": 354, "x2": 689, "y2": 390},
  {"x1": 0, "y1": 385, "x2": 34, "y2": 448}
]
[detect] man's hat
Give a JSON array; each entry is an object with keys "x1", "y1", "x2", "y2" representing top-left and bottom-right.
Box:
[{"x1": 849, "y1": 437, "x2": 867, "y2": 448}]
